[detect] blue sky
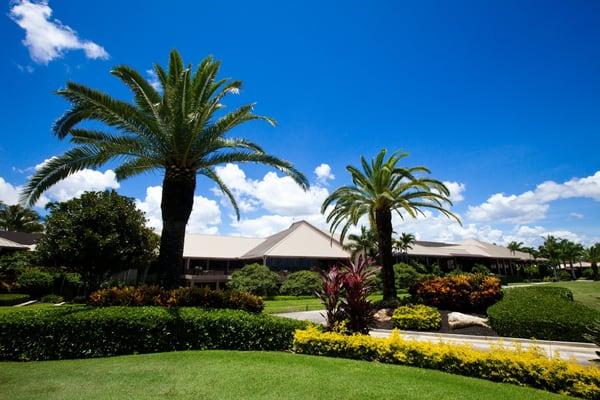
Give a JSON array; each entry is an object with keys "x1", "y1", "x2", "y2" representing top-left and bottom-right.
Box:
[{"x1": 1, "y1": 0, "x2": 599, "y2": 245}]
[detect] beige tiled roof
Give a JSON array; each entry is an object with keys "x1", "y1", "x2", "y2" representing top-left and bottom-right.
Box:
[
  {"x1": 0, "y1": 236, "x2": 29, "y2": 250},
  {"x1": 405, "y1": 239, "x2": 534, "y2": 261},
  {"x1": 183, "y1": 234, "x2": 264, "y2": 259}
]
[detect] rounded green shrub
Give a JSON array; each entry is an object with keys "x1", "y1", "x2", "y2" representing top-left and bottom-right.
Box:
[
  {"x1": 393, "y1": 263, "x2": 421, "y2": 289},
  {"x1": 40, "y1": 294, "x2": 64, "y2": 304},
  {"x1": 559, "y1": 270, "x2": 573, "y2": 281},
  {"x1": 392, "y1": 304, "x2": 441, "y2": 331},
  {"x1": 280, "y1": 270, "x2": 320, "y2": 296},
  {"x1": 488, "y1": 286, "x2": 599, "y2": 342},
  {"x1": 16, "y1": 268, "x2": 54, "y2": 297},
  {"x1": 228, "y1": 264, "x2": 280, "y2": 296},
  {"x1": 0, "y1": 293, "x2": 30, "y2": 306},
  {"x1": 0, "y1": 306, "x2": 307, "y2": 361}
]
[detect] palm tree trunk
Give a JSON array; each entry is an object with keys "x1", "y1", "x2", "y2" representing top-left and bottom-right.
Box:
[
  {"x1": 375, "y1": 207, "x2": 396, "y2": 301},
  {"x1": 569, "y1": 260, "x2": 576, "y2": 280},
  {"x1": 592, "y1": 261, "x2": 598, "y2": 281},
  {"x1": 157, "y1": 169, "x2": 196, "y2": 288}
]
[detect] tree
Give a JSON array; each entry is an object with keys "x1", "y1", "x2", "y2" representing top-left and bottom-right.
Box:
[
  {"x1": 322, "y1": 149, "x2": 459, "y2": 301},
  {"x1": 585, "y1": 243, "x2": 600, "y2": 280},
  {"x1": 35, "y1": 191, "x2": 159, "y2": 291},
  {"x1": 280, "y1": 270, "x2": 321, "y2": 296},
  {"x1": 21, "y1": 51, "x2": 307, "y2": 288},
  {"x1": 507, "y1": 241, "x2": 524, "y2": 255},
  {"x1": 227, "y1": 263, "x2": 280, "y2": 297},
  {"x1": 394, "y1": 232, "x2": 416, "y2": 254},
  {"x1": 343, "y1": 225, "x2": 378, "y2": 259},
  {"x1": 538, "y1": 235, "x2": 561, "y2": 278},
  {"x1": 559, "y1": 239, "x2": 584, "y2": 280},
  {"x1": 0, "y1": 202, "x2": 43, "y2": 233}
]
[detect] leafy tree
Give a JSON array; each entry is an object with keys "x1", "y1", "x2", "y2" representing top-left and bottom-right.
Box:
[
  {"x1": 322, "y1": 149, "x2": 459, "y2": 301},
  {"x1": 280, "y1": 270, "x2": 321, "y2": 296},
  {"x1": 227, "y1": 263, "x2": 279, "y2": 297},
  {"x1": 343, "y1": 225, "x2": 378, "y2": 259},
  {"x1": 393, "y1": 263, "x2": 421, "y2": 289},
  {"x1": 558, "y1": 239, "x2": 584, "y2": 280},
  {"x1": 35, "y1": 191, "x2": 159, "y2": 290},
  {"x1": 394, "y1": 232, "x2": 416, "y2": 254},
  {"x1": 538, "y1": 235, "x2": 561, "y2": 278},
  {"x1": 0, "y1": 202, "x2": 43, "y2": 233},
  {"x1": 21, "y1": 50, "x2": 307, "y2": 288}
]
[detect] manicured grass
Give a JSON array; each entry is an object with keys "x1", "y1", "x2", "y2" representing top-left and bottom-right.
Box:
[
  {"x1": 0, "y1": 350, "x2": 570, "y2": 400},
  {"x1": 262, "y1": 292, "x2": 406, "y2": 314},
  {"x1": 546, "y1": 281, "x2": 600, "y2": 311}
]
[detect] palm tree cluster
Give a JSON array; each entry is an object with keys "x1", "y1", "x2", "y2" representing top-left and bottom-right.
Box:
[
  {"x1": 322, "y1": 149, "x2": 459, "y2": 301},
  {"x1": 538, "y1": 235, "x2": 597, "y2": 280},
  {"x1": 22, "y1": 50, "x2": 308, "y2": 287},
  {"x1": 0, "y1": 202, "x2": 43, "y2": 233}
]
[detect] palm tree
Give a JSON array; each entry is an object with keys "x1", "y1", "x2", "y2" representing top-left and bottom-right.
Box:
[
  {"x1": 394, "y1": 232, "x2": 416, "y2": 254},
  {"x1": 507, "y1": 241, "x2": 524, "y2": 255},
  {"x1": 0, "y1": 202, "x2": 44, "y2": 233},
  {"x1": 539, "y1": 235, "x2": 561, "y2": 278},
  {"x1": 585, "y1": 243, "x2": 600, "y2": 280},
  {"x1": 21, "y1": 51, "x2": 308, "y2": 287},
  {"x1": 322, "y1": 149, "x2": 459, "y2": 301},
  {"x1": 559, "y1": 239, "x2": 583, "y2": 280},
  {"x1": 343, "y1": 225, "x2": 378, "y2": 259}
]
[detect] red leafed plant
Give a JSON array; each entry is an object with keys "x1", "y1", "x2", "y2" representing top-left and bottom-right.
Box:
[
  {"x1": 317, "y1": 265, "x2": 345, "y2": 331},
  {"x1": 317, "y1": 256, "x2": 380, "y2": 333}
]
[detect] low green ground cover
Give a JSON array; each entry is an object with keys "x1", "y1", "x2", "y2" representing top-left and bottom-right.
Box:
[
  {"x1": 263, "y1": 292, "x2": 405, "y2": 314},
  {"x1": 0, "y1": 350, "x2": 570, "y2": 400},
  {"x1": 0, "y1": 293, "x2": 29, "y2": 306},
  {"x1": 488, "y1": 286, "x2": 600, "y2": 342},
  {"x1": 545, "y1": 281, "x2": 600, "y2": 311}
]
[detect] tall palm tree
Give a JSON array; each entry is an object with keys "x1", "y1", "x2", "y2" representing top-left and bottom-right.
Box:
[
  {"x1": 21, "y1": 51, "x2": 308, "y2": 287},
  {"x1": 343, "y1": 225, "x2": 379, "y2": 259},
  {"x1": 559, "y1": 239, "x2": 583, "y2": 280},
  {"x1": 585, "y1": 243, "x2": 600, "y2": 280},
  {"x1": 538, "y1": 235, "x2": 561, "y2": 278},
  {"x1": 394, "y1": 232, "x2": 416, "y2": 254},
  {"x1": 507, "y1": 241, "x2": 524, "y2": 255},
  {"x1": 322, "y1": 149, "x2": 459, "y2": 301},
  {"x1": 0, "y1": 202, "x2": 44, "y2": 233}
]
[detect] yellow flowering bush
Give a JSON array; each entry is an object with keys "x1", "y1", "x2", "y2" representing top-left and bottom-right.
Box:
[
  {"x1": 293, "y1": 327, "x2": 600, "y2": 399},
  {"x1": 391, "y1": 304, "x2": 441, "y2": 331}
]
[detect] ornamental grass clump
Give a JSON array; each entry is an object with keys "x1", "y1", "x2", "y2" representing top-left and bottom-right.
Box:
[
  {"x1": 293, "y1": 326, "x2": 600, "y2": 399},
  {"x1": 392, "y1": 304, "x2": 441, "y2": 331}
]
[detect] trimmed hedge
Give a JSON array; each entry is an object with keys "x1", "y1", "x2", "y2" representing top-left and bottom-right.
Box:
[
  {"x1": 0, "y1": 293, "x2": 30, "y2": 306},
  {"x1": 409, "y1": 274, "x2": 502, "y2": 312},
  {"x1": 0, "y1": 306, "x2": 307, "y2": 361},
  {"x1": 293, "y1": 327, "x2": 600, "y2": 399},
  {"x1": 487, "y1": 286, "x2": 600, "y2": 342},
  {"x1": 88, "y1": 286, "x2": 263, "y2": 313},
  {"x1": 392, "y1": 305, "x2": 441, "y2": 331}
]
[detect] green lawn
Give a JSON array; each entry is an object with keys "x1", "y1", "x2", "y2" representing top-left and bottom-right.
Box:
[
  {"x1": 262, "y1": 292, "x2": 407, "y2": 314},
  {"x1": 0, "y1": 350, "x2": 571, "y2": 400},
  {"x1": 546, "y1": 281, "x2": 600, "y2": 311}
]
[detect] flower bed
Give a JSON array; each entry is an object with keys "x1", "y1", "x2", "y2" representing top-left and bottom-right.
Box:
[
  {"x1": 391, "y1": 304, "x2": 441, "y2": 331},
  {"x1": 293, "y1": 327, "x2": 600, "y2": 399}
]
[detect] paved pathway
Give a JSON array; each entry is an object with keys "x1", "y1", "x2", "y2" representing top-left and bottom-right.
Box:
[{"x1": 275, "y1": 310, "x2": 600, "y2": 366}]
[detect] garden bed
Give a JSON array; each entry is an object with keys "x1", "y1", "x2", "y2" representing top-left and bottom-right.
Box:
[{"x1": 373, "y1": 310, "x2": 498, "y2": 336}]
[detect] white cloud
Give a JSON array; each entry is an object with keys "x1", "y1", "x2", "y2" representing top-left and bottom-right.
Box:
[
  {"x1": 214, "y1": 163, "x2": 329, "y2": 217},
  {"x1": 314, "y1": 163, "x2": 335, "y2": 184},
  {"x1": 9, "y1": 0, "x2": 109, "y2": 64},
  {"x1": 0, "y1": 178, "x2": 21, "y2": 205},
  {"x1": 502, "y1": 225, "x2": 584, "y2": 247},
  {"x1": 146, "y1": 69, "x2": 161, "y2": 91},
  {"x1": 443, "y1": 181, "x2": 466, "y2": 203},
  {"x1": 135, "y1": 186, "x2": 221, "y2": 234},
  {"x1": 569, "y1": 212, "x2": 584, "y2": 220},
  {"x1": 467, "y1": 171, "x2": 600, "y2": 224},
  {"x1": 35, "y1": 169, "x2": 120, "y2": 206}
]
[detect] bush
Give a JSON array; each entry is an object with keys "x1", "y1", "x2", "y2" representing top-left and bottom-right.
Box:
[
  {"x1": 409, "y1": 274, "x2": 502, "y2": 313},
  {"x1": 0, "y1": 306, "x2": 307, "y2": 361},
  {"x1": 228, "y1": 264, "x2": 279, "y2": 296},
  {"x1": 0, "y1": 293, "x2": 30, "y2": 306},
  {"x1": 392, "y1": 305, "x2": 441, "y2": 331},
  {"x1": 280, "y1": 270, "x2": 321, "y2": 296},
  {"x1": 393, "y1": 263, "x2": 421, "y2": 289},
  {"x1": 293, "y1": 327, "x2": 600, "y2": 399},
  {"x1": 582, "y1": 268, "x2": 595, "y2": 280},
  {"x1": 471, "y1": 264, "x2": 490, "y2": 275},
  {"x1": 523, "y1": 264, "x2": 540, "y2": 279},
  {"x1": 487, "y1": 286, "x2": 600, "y2": 342},
  {"x1": 40, "y1": 294, "x2": 64, "y2": 303},
  {"x1": 543, "y1": 275, "x2": 558, "y2": 282},
  {"x1": 559, "y1": 270, "x2": 573, "y2": 281},
  {"x1": 16, "y1": 268, "x2": 54, "y2": 297},
  {"x1": 88, "y1": 286, "x2": 264, "y2": 313}
]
